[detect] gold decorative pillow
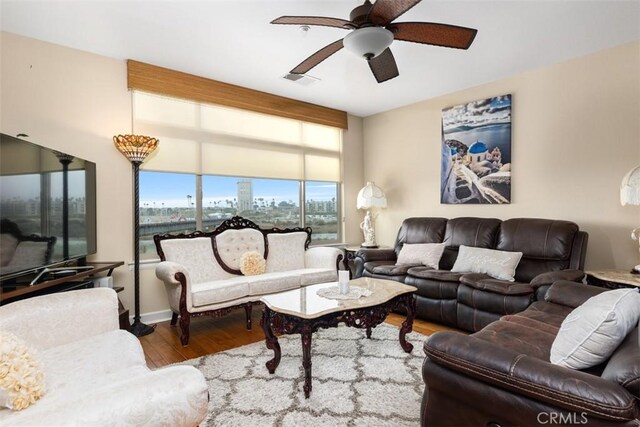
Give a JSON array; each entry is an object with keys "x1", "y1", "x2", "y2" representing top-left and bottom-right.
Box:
[
  {"x1": 240, "y1": 251, "x2": 266, "y2": 276},
  {"x1": 0, "y1": 331, "x2": 46, "y2": 411}
]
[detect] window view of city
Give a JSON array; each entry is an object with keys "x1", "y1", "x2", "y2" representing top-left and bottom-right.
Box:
[{"x1": 139, "y1": 172, "x2": 339, "y2": 257}]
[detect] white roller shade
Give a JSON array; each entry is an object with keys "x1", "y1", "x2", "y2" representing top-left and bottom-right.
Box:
[
  {"x1": 141, "y1": 136, "x2": 200, "y2": 174},
  {"x1": 305, "y1": 154, "x2": 341, "y2": 182},
  {"x1": 133, "y1": 91, "x2": 342, "y2": 181},
  {"x1": 302, "y1": 123, "x2": 341, "y2": 152},
  {"x1": 201, "y1": 143, "x2": 303, "y2": 180},
  {"x1": 201, "y1": 104, "x2": 301, "y2": 145}
]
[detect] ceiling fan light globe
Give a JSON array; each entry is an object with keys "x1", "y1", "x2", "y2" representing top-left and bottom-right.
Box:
[{"x1": 343, "y1": 27, "x2": 393, "y2": 60}]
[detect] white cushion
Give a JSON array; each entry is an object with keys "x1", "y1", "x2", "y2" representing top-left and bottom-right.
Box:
[
  {"x1": 215, "y1": 229, "x2": 265, "y2": 271},
  {"x1": 396, "y1": 243, "x2": 445, "y2": 269},
  {"x1": 265, "y1": 232, "x2": 307, "y2": 273},
  {"x1": 246, "y1": 271, "x2": 301, "y2": 296},
  {"x1": 40, "y1": 329, "x2": 147, "y2": 394},
  {"x1": 161, "y1": 237, "x2": 232, "y2": 284},
  {"x1": 191, "y1": 276, "x2": 250, "y2": 307},
  {"x1": 550, "y1": 288, "x2": 640, "y2": 369},
  {"x1": 288, "y1": 268, "x2": 337, "y2": 286},
  {"x1": 451, "y1": 245, "x2": 523, "y2": 281}
]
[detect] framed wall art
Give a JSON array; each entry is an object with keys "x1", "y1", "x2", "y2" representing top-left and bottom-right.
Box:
[{"x1": 440, "y1": 94, "x2": 512, "y2": 204}]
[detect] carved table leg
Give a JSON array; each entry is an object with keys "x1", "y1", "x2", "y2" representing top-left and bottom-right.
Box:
[
  {"x1": 399, "y1": 294, "x2": 416, "y2": 353},
  {"x1": 301, "y1": 328, "x2": 313, "y2": 398},
  {"x1": 244, "y1": 303, "x2": 252, "y2": 330},
  {"x1": 261, "y1": 307, "x2": 281, "y2": 373},
  {"x1": 366, "y1": 326, "x2": 372, "y2": 339}
]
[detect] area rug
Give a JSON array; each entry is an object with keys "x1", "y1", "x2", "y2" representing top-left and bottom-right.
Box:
[{"x1": 182, "y1": 324, "x2": 428, "y2": 426}]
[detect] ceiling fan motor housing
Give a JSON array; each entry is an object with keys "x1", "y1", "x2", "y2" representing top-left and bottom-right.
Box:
[{"x1": 350, "y1": 0, "x2": 374, "y2": 27}]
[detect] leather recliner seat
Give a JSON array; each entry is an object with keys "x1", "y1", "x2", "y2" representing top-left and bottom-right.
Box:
[
  {"x1": 353, "y1": 217, "x2": 588, "y2": 331},
  {"x1": 421, "y1": 281, "x2": 640, "y2": 426}
]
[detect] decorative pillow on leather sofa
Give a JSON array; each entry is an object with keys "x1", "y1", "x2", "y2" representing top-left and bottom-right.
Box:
[
  {"x1": 396, "y1": 243, "x2": 445, "y2": 269},
  {"x1": 450, "y1": 245, "x2": 523, "y2": 281},
  {"x1": 550, "y1": 288, "x2": 640, "y2": 369}
]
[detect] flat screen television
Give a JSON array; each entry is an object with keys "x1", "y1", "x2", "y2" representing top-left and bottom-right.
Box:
[{"x1": 0, "y1": 133, "x2": 97, "y2": 284}]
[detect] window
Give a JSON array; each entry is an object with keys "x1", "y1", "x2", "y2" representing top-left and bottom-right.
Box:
[
  {"x1": 202, "y1": 176, "x2": 301, "y2": 230},
  {"x1": 305, "y1": 181, "x2": 339, "y2": 245},
  {"x1": 139, "y1": 172, "x2": 196, "y2": 257},
  {"x1": 133, "y1": 91, "x2": 343, "y2": 257}
]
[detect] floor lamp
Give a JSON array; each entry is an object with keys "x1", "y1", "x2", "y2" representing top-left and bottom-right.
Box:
[
  {"x1": 114, "y1": 134, "x2": 159, "y2": 337},
  {"x1": 620, "y1": 164, "x2": 640, "y2": 274}
]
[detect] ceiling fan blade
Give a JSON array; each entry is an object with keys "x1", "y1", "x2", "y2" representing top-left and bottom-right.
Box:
[
  {"x1": 367, "y1": 0, "x2": 421, "y2": 26},
  {"x1": 368, "y1": 48, "x2": 399, "y2": 83},
  {"x1": 271, "y1": 16, "x2": 353, "y2": 29},
  {"x1": 290, "y1": 39, "x2": 344, "y2": 75},
  {"x1": 389, "y1": 22, "x2": 478, "y2": 49}
]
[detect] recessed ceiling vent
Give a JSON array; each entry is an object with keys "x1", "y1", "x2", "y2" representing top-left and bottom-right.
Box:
[{"x1": 282, "y1": 73, "x2": 320, "y2": 86}]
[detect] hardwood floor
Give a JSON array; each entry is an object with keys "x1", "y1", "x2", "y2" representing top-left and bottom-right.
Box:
[{"x1": 139, "y1": 308, "x2": 460, "y2": 369}]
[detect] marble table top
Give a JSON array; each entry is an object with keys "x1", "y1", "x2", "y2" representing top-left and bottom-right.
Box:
[
  {"x1": 260, "y1": 277, "x2": 416, "y2": 319},
  {"x1": 586, "y1": 269, "x2": 640, "y2": 287}
]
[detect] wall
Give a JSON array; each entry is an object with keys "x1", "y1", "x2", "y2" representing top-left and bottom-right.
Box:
[
  {"x1": 0, "y1": 32, "x2": 365, "y2": 320},
  {"x1": 363, "y1": 42, "x2": 640, "y2": 270},
  {"x1": 0, "y1": 31, "x2": 139, "y2": 310},
  {"x1": 342, "y1": 114, "x2": 365, "y2": 245}
]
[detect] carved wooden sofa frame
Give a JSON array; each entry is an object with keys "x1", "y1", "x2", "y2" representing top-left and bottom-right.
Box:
[{"x1": 154, "y1": 216, "x2": 343, "y2": 345}]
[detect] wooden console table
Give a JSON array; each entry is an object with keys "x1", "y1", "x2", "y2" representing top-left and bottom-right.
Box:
[
  {"x1": 586, "y1": 269, "x2": 640, "y2": 289},
  {"x1": 0, "y1": 261, "x2": 130, "y2": 329}
]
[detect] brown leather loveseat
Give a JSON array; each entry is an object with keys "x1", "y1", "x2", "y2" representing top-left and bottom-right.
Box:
[
  {"x1": 421, "y1": 281, "x2": 640, "y2": 426},
  {"x1": 354, "y1": 217, "x2": 587, "y2": 331}
]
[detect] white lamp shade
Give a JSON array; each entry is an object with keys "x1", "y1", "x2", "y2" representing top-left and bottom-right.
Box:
[
  {"x1": 621, "y1": 165, "x2": 640, "y2": 206},
  {"x1": 357, "y1": 181, "x2": 387, "y2": 209},
  {"x1": 343, "y1": 27, "x2": 394, "y2": 59}
]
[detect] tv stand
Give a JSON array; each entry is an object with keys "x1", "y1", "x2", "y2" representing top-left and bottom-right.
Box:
[
  {"x1": 29, "y1": 265, "x2": 96, "y2": 286},
  {"x1": 0, "y1": 261, "x2": 129, "y2": 330}
]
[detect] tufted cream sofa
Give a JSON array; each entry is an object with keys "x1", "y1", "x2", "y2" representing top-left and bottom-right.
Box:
[
  {"x1": 0, "y1": 288, "x2": 208, "y2": 425},
  {"x1": 154, "y1": 216, "x2": 343, "y2": 345}
]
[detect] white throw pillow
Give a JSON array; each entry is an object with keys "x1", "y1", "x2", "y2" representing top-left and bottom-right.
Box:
[
  {"x1": 265, "y1": 232, "x2": 307, "y2": 273},
  {"x1": 550, "y1": 288, "x2": 640, "y2": 369},
  {"x1": 450, "y1": 245, "x2": 522, "y2": 281},
  {"x1": 396, "y1": 243, "x2": 446, "y2": 269}
]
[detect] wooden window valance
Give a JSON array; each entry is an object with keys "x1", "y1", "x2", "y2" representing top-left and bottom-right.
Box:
[{"x1": 127, "y1": 60, "x2": 348, "y2": 129}]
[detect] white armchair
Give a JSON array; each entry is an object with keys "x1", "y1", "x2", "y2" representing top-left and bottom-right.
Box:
[{"x1": 0, "y1": 288, "x2": 208, "y2": 426}]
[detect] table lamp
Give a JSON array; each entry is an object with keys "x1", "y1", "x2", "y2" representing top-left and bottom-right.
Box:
[
  {"x1": 620, "y1": 164, "x2": 640, "y2": 274},
  {"x1": 357, "y1": 181, "x2": 387, "y2": 248}
]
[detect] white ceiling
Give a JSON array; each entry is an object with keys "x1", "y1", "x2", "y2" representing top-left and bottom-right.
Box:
[{"x1": 1, "y1": 0, "x2": 639, "y2": 117}]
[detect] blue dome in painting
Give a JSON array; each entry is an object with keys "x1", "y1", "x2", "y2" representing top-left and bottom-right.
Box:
[{"x1": 468, "y1": 141, "x2": 488, "y2": 154}]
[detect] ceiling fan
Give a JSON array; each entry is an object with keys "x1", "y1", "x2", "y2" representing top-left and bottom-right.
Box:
[{"x1": 271, "y1": 0, "x2": 478, "y2": 83}]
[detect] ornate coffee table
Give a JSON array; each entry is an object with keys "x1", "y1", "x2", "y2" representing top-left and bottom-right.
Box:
[{"x1": 260, "y1": 277, "x2": 417, "y2": 398}]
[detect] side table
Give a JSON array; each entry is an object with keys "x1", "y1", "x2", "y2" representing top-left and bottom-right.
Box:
[{"x1": 585, "y1": 269, "x2": 640, "y2": 290}]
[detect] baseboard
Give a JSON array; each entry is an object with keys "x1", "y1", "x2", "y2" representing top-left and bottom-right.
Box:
[{"x1": 130, "y1": 309, "x2": 174, "y2": 325}]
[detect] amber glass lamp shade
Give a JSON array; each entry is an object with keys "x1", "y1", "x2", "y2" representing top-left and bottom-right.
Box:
[{"x1": 113, "y1": 134, "x2": 159, "y2": 164}]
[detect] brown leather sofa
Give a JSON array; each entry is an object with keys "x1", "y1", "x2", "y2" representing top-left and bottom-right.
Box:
[
  {"x1": 354, "y1": 217, "x2": 588, "y2": 331},
  {"x1": 421, "y1": 281, "x2": 640, "y2": 426}
]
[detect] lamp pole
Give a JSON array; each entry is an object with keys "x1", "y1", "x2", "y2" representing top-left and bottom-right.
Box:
[{"x1": 114, "y1": 134, "x2": 158, "y2": 338}]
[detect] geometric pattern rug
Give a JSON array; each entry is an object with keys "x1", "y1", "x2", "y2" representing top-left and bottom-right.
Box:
[{"x1": 182, "y1": 324, "x2": 428, "y2": 426}]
